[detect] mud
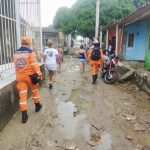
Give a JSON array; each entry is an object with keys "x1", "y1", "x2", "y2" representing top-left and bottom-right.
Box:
[{"x1": 0, "y1": 56, "x2": 150, "y2": 150}]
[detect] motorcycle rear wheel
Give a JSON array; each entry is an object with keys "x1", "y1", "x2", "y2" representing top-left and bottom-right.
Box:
[{"x1": 104, "y1": 71, "x2": 118, "y2": 84}]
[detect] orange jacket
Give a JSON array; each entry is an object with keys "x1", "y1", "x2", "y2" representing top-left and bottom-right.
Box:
[
  {"x1": 13, "y1": 47, "x2": 42, "y2": 80},
  {"x1": 87, "y1": 48, "x2": 104, "y2": 64}
]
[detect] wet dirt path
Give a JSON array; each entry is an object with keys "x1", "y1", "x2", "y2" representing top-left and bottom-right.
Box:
[{"x1": 0, "y1": 56, "x2": 150, "y2": 150}]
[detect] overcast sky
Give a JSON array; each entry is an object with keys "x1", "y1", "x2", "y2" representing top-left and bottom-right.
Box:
[{"x1": 41, "y1": 0, "x2": 77, "y2": 27}]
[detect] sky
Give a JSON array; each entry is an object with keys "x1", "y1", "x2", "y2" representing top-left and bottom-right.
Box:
[{"x1": 41, "y1": 0, "x2": 77, "y2": 27}]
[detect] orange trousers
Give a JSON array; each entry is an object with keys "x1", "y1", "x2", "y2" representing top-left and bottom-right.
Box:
[
  {"x1": 17, "y1": 76, "x2": 40, "y2": 111},
  {"x1": 91, "y1": 63, "x2": 100, "y2": 75}
]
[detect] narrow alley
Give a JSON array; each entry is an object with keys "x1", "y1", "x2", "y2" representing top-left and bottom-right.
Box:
[{"x1": 0, "y1": 56, "x2": 150, "y2": 150}]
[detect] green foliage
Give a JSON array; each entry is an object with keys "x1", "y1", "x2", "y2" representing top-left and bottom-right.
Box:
[
  {"x1": 132, "y1": 0, "x2": 150, "y2": 7},
  {"x1": 100, "y1": 0, "x2": 135, "y2": 25},
  {"x1": 53, "y1": 0, "x2": 150, "y2": 39}
]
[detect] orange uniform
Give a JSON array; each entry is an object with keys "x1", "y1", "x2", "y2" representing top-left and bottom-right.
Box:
[
  {"x1": 14, "y1": 47, "x2": 42, "y2": 111},
  {"x1": 88, "y1": 48, "x2": 104, "y2": 75}
]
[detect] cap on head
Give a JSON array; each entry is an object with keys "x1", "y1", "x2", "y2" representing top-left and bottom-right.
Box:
[
  {"x1": 21, "y1": 37, "x2": 31, "y2": 45},
  {"x1": 47, "y1": 39, "x2": 53, "y2": 45},
  {"x1": 93, "y1": 39, "x2": 99, "y2": 44}
]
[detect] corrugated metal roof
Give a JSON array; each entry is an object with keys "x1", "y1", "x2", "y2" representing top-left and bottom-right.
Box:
[
  {"x1": 42, "y1": 27, "x2": 59, "y2": 33},
  {"x1": 103, "y1": 2, "x2": 150, "y2": 30}
]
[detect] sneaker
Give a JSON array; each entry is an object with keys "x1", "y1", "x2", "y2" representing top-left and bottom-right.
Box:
[
  {"x1": 21, "y1": 110, "x2": 28, "y2": 123},
  {"x1": 35, "y1": 103, "x2": 42, "y2": 112},
  {"x1": 49, "y1": 84, "x2": 53, "y2": 89}
]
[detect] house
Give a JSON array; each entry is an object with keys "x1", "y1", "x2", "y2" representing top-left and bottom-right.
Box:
[
  {"x1": 42, "y1": 26, "x2": 59, "y2": 49},
  {"x1": 103, "y1": 3, "x2": 150, "y2": 64}
]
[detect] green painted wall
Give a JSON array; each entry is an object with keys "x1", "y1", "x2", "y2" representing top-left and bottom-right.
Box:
[
  {"x1": 144, "y1": 18, "x2": 150, "y2": 69},
  {"x1": 146, "y1": 18, "x2": 150, "y2": 50}
]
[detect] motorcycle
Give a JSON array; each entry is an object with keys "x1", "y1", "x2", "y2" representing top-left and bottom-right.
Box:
[{"x1": 101, "y1": 50, "x2": 119, "y2": 84}]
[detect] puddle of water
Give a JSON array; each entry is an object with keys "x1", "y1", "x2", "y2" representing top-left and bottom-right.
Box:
[
  {"x1": 69, "y1": 91, "x2": 95, "y2": 109},
  {"x1": 96, "y1": 132, "x2": 112, "y2": 150},
  {"x1": 57, "y1": 101, "x2": 91, "y2": 141}
]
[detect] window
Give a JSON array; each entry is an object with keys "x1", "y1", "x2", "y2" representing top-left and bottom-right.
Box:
[{"x1": 128, "y1": 33, "x2": 134, "y2": 47}]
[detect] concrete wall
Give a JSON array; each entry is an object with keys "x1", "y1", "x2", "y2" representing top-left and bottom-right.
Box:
[
  {"x1": 134, "y1": 69, "x2": 150, "y2": 95},
  {"x1": 117, "y1": 62, "x2": 150, "y2": 96},
  {"x1": 0, "y1": 64, "x2": 45, "y2": 130},
  {"x1": 0, "y1": 81, "x2": 19, "y2": 130},
  {"x1": 123, "y1": 61, "x2": 144, "y2": 69}
]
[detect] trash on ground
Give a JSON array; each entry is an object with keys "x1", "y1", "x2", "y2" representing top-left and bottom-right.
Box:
[
  {"x1": 90, "y1": 123, "x2": 101, "y2": 130},
  {"x1": 73, "y1": 108, "x2": 80, "y2": 117},
  {"x1": 88, "y1": 141, "x2": 96, "y2": 147},
  {"x1": 123, "y1": 114, "x2": 136, "y2": 121},
  {"x1": 65, "y1": 144, "x2": 77, "y2": 150},
  {"x1": 126, "y1": 135, "x2": 132, "y2": 140}
]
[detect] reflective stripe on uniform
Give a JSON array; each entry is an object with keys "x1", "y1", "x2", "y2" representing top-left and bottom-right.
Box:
[
  {"x1": 32, "y1": 89, "x2": 38, "y2": 93},
  {"x1": 20, "y1": 90, "x2": 27, "y2": 94},
  {"x1": 31, "y1": 62, "x2": 37, "y2": 65},
  {"x1": 20, "y1": 102, "x2": 27, "y2": 105},
  {"x1": 37, "y1": 71, "x2": 41, "y2": 75},
  {"x1": 33, "y1": 97, "x2": 39, "y2": 99}
]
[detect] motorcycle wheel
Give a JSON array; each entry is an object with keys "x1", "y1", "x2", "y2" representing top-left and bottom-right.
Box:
[{"x1": 104, "y1": 70, "x2": 118, "y2": 84}]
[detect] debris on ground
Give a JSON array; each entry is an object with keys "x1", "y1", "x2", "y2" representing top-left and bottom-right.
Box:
[
  {"x1": 46, "y1": 122, "x2": 52, "y2": 128},
  {"x1": 88, "y1": 141, "x2": 96, "y2": 147},
  {"x1": 126, "y1": 135, "x2": 132, "y2": 141},
  {"x1": 143, "y1": 145, "x2": 150, "y2": 150},
  {"x1": 134, "y1": 144, "x2": 144, "y2": 150},
  {"x1": 73, "y1": 107, "x2": 80, "y2": 117},
  {"x1": 89, "y1": 122, "x2": 101, "y2": 130},
  {"x1": 65, "y1": 144, "x2": 77, "y2": 150},
  {"x1": 133, "y1": 123, "x2": 146, "y2": 131},
  {"x1": 91, "y1": 133, "x2": 103, "y2": 143},
  {"x1": 32, "y1": 141, "x2": 42, "y2": 147},
  {"x1": 143, "y1": 117, "x2": 150, "y2": 124},
  {"x1": 123, "y1": 114, "x2": 136, "y2": 121}
]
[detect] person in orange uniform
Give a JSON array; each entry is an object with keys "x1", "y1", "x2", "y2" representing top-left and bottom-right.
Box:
[
  {"x1": 88, "y1": 39, "x2": 104, "y2": 84},
  {"x1": 13, "y1": 37, "x2": 42, "y2": 123}
]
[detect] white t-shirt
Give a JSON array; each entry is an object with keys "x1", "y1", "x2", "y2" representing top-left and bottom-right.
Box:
[{"x1": 44, "y1": 48, "x2": 58, "y2": 64}]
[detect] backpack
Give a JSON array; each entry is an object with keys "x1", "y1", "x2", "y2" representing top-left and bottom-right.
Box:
[{"x1": 91, "y1": 47, "x2": 101, "y2": 60}]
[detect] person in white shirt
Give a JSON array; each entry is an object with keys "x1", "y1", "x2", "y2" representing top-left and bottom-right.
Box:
[{"x1": 43, "y1": 39, "x2": 58, "y2": 89}]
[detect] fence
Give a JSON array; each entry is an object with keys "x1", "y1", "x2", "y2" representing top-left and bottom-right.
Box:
[{"x1": 0, "y1": 0, "x2": 42, "y2": 80}]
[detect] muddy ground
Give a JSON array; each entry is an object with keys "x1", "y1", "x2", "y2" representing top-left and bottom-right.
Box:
[{"x1": 0, "y1": 56, "x2": 150, "y2": 150}]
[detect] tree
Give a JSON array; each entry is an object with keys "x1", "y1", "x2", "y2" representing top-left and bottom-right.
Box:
[
  {"x1": 53, "y1": 0, "x2": 149, "y2": 39},
  {"x1": 53, "y1": 7, "x2": 70, "y2": 33},
  {"x1": 100, "y1": 0, "x2": 135, "y2": 25},
  {"x1": 132, "y1": 0, "x2": 150, "y2": 7}
]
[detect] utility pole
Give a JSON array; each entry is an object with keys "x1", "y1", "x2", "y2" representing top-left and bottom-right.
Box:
[{"x1": 95, "y1": 0, "x2": 100, "y2": 39}]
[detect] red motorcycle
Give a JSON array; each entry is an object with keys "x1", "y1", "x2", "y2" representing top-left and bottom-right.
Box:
[{"x1": 101, "y1": 52, "x2": 119, "y2": 84}]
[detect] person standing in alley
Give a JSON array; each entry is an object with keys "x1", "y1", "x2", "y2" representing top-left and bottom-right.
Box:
[
  {"x1": 87, "y1": 39, "x2": 104, "y2": 84},
  {"x1": 43, "y1": 39, "x2": 58, "y2": 89},
  {"x1": 13, "y1": 37, "x2": 42, "y2": 123},
  {"x1": 76, "y1": 45, "x2": 87, "y2": 73},
  {"x1": 57, "y1": 46, "x2": 64, "y2": 73}
]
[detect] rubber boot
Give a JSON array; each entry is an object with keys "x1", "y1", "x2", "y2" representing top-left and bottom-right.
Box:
[
  {"x1": 21, "y1": 110, "x2": 28, "y2": 123},
  {"x1": 35, "y1": 103, "x2": 42, "y2": 112},
  {"x1": 92, "y1": 75, "x2": 96, "y2": 84},
  {"x1": 95, "y1": 74, "x2": 98, "y2": 80},
  {"x1": 49, "y1": 84, "x2": 53, "y2": 89}
]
